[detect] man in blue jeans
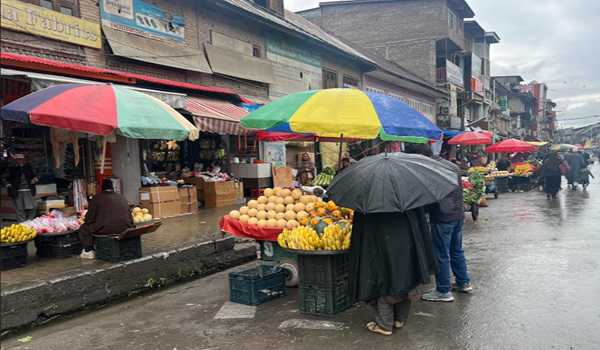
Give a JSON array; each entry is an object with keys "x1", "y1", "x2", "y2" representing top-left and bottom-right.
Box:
[{"x1": 422, "y1": 156, "x2": 473, "y2": 302}]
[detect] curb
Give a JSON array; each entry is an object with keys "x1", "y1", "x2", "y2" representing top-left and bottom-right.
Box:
[{"x1": 0, "y1": 237, "x2": 256, "y2": 334}]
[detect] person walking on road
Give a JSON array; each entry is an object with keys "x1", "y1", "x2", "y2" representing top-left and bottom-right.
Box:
[
  {"x1": 540, "y1": 152, "x2": 563, "y2": 199},
  {"x1": 564, "y1": 149, "x2": 586, "y2": 190}
]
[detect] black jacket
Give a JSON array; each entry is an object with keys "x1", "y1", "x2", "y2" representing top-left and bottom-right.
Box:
[
  {"x1": 428, "y1": 157, "x2": 464, "y2": 224},
  {"x1": 7, "y1": 165, "x2": 36, "y2": 199}
]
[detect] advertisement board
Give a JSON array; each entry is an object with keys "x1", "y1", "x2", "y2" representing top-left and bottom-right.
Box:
[
  {"x1": 445, "y1": 60, "x2": 464, "y2": 87},
  {"x1": 1, "y1": 0, "x2": 101, "y2": 48},
  {"x1": 100, "y1": 0, "x2": 184, "y2": 42}
]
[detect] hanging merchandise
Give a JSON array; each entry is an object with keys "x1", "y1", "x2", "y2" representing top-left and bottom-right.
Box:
[
  {"x1": 73, "y1": 179, "x2": 88, "y2": 212},
  {"x1": 50, "y1": 128, "x2": 80, "y2": 169}
]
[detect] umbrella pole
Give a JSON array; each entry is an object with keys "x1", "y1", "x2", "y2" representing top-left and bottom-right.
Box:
[
  {"x1": 337, "y1": 133, "x2": 344, "y2": 170},
  {"x1": 100, "y1": 136, "x2": 107, "y2": 175}
]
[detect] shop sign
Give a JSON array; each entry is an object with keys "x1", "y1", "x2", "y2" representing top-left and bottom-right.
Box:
[
  {"x1": 100, "y1": 0, "x2": 185, "y2": 42},
  {"x1": 471, "y1": 76, "x2": 484, "y2": 94},
  {"x1": 1, "y1": 0, "x2": 101, "y2": 48},
  {"x1": 445, "y1": 60, "x2": 463, "y2": 87}
]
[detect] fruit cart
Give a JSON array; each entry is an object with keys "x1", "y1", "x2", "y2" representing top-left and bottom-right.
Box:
[{"x1": 0, "y1": 223, "x2": 37, "y2": 270}]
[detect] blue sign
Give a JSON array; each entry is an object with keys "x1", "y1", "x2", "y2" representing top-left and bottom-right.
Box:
[{"x1": 100, "y1": 0, "x2": 184, "y2": 42}]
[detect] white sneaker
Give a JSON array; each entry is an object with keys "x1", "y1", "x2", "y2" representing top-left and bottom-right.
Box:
[
  {"x1": 80, "y1": 250, "x2": 96, "y2": 259},
  {"x1": 422, "y1": 290, "x2": 455, "y2": 302}
]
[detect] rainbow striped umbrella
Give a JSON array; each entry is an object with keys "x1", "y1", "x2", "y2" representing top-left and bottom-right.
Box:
[
  {"x1": 240, "y1": 89, "x2": 441, "y2": 143},
  {"x1": 1, "y1": 83, "x2": 198, "y2": 141}
]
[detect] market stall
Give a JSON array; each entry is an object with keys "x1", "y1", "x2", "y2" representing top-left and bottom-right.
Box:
[{"x1": 1, "y1": 83, "x2": 198, "y2": 268}]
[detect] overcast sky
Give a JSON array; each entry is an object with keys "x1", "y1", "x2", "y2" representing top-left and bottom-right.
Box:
[{"x1": 287, "y1": 0, "x2": 600, "y2": 128}]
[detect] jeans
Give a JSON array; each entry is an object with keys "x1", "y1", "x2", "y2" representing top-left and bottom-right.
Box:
[{"x1": 431, "y1": 220, "x2": 470, "y2": 293}]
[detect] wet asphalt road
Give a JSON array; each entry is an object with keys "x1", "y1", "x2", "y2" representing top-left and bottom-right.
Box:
[{"x1": 3, "y1": 164, "x2": 600, "y2": 350}]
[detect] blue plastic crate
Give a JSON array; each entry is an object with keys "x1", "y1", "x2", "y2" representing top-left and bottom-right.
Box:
[{"x1": 229, "y1": 266, "x2": 286, "y2": 305}]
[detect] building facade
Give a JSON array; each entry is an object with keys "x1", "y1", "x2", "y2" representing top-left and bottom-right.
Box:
[{"x1": 299, "y1": 0, "x2": 510, "y2": 131}]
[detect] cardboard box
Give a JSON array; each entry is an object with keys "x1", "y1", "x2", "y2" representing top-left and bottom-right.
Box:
[
  {"x1": 184, "y1": 177, "x2": 205, "y2": 201},
  {"x1": 230, "y1": 163, "x2": 271, "y2": 179},
  {"x1": 140, "y1": 200, "x2": 181, "y2": 219},
  {"x1": 178, "y1": 186, "x2": 198, "y2": 214},
  {"x1": 204, "y1": 181, "x2": 244, "y2": 208},
  {"x1": 35, "y1": 183, "x2": 57, "y2": 196},
  {"x1": 139, "y1": 186, "x2": 179, "y2": 203}
]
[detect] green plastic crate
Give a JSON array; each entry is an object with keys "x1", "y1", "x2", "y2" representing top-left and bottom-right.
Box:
[
  {"x1": 95, "y1": 236, "x2": 142, "y2": 262},
  {"x1": 297, "y1": 252, "x2": 350, "y2": 287},
  {"x1": 229, "y1": 265, "x2": 286, "y2": 305},
  {"x1": 298, "y1": 280, "x2": 352, "y2": 316}
]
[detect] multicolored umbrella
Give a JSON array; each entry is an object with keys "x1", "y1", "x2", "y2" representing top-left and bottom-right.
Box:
[
  {"x1": 1, "y1": 83, "x2": 198, "y2": 141},
  {"x1": 240, "y1": 89, "x2": 442, "y2": 143},
  {"x1": 485, "y1": 139, "x2": 537, "y2": 153},
  {"x1": 448, "y1": 131, "x2": 492, "y2": 145}
]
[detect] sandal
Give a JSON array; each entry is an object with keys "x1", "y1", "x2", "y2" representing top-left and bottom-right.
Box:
[
  {"x1": 366, "y1": 321, "x2": 392, "y2": 336},
  {"x1": 394, "y1": 321, "x2": 405, "y2": 329}
]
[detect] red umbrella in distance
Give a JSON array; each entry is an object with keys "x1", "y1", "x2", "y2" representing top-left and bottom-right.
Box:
[
  {"x1": 485, "y1": 139, "x2": 537, "y2": 153},
  {"x1": 448, "y1": 131, "x2": 492, "y2": 145}
]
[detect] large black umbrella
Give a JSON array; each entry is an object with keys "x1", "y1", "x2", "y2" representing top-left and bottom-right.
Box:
[{"x1": 327, "y1": 152, "x2": 459, "y2": 213}]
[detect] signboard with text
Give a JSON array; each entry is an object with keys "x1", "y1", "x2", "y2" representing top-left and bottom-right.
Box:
[
  {"x1": 446, "y1": 60, "x2": 464, "y2": 87},
  {"x1": 100, "y1": 0, "x2": 185, "y2": 42},
  {"x1": 1, "y1": 0, "x2": 101, "y2": 48}
]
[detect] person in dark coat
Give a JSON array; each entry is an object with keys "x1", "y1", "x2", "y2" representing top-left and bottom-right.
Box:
[
  {"x1": 496, "y1": 156, "x2": 511, "y2": 171},
  {"x1": 564, "y1": 149, "x2": 586, "y2": 190},
  {"x1": 351, "y1": 208, "x2": 436, "y2": 336},
  {"x1": 6, "y1": 154, "x2": 38, "y2": 221},
  {"x1": 540, "y1": 152, "x2": 562, "y2": 199},
  {"x1": 78, "y1": 179, "x2": 133, "y2": 259}
]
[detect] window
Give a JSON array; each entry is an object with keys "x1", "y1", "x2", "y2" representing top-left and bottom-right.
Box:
[
  {"x1": 33, "y1": 1, "x2": 79, "y2": 17},
  {"x1": 40, "y1": 0, "x2": 53, "y2": 9},
  {"x1": 60, "y1": 6, "x2": 73, "y2": 16},
  {"x1": 365, "y1": 86, "x2": 385, "y2": 94},
  {"x1": 252, "y1": 45, "x2": 261, "y2": 58},
  {"x1": 448, "y1": 10, "x2": 455, "y2": 29},
  {"x1": 322, "y1": 69, "x2": 338, "y2": 89},
  {"x1": 343, "y1": 75, "x2": 359, "y2": 88}
]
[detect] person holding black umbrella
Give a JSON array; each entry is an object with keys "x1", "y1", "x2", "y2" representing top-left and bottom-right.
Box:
[{"x1": 327, "y1": 151, "x2": 459, "y2": 336}]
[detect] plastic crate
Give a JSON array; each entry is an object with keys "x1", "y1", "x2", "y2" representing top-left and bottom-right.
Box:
[
  {"x1": 496, "y1": 176, "x2": 509, "y2": 193},
  {"x1": 299, "y1": 280, "x2": 352, "y2": 316},
  {"x1": 35, "y1": 231, "x2": 82, "y2": 258},
  {"x1": 0, "y1": 242, "x2": 28, "y2": 271},
  {"x1": 298, "y1": 252, "x2": 351, "y2": 287},
  {"x1": 95, "y1": 236, "x2": 142, "y2": 263},
  {"x1": 229, "y1": 265, "x2": 286, "y2": 305}
]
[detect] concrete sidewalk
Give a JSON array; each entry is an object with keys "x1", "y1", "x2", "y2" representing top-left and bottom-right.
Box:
[{"x1": 1, "y1": 206, "x2": 257, "y2": 334}]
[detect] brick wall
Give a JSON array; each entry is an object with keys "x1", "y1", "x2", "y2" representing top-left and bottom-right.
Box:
[{"x1": 315, "y1": 0, "x2": 463, "y2": 84}]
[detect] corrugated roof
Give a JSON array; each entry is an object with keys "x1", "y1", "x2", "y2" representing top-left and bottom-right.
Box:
[{"x1": 218, "y1": 0, "x2": 374, "y2": 65}]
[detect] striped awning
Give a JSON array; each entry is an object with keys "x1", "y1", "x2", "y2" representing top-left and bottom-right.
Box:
[{"x1": 184, "y1": 97, "x2": 249, "y2": 135}]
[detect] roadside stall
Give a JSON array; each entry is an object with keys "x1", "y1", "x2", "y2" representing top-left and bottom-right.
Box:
[
  {"x1": 1, "y1": 83, "x2": 198, "y2": 267},
  {"x1": 221, "y1": 88, "x2": 444, "y2": 314},
  {"x1": 485, "y1": 139, "x2": 538, "y2": 193}
]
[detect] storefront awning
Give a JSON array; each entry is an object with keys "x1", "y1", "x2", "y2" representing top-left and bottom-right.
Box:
[
  {"x1": 102, "y1": 26, "x2": 212, "y2": 74},
  {"x1": 205, "y1": 44, "x2": 275, "y2": 84},
  {"x1": 184, "y1": 97, "x2": 249, "y2": 135},
  {"x1": 1, "y1": 68, "x2": 187, "y2": 109}
]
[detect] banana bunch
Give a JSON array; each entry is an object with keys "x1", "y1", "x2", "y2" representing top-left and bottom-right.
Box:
[
  {"x1": 321, "y1": 224, "x2": 351, "y2": 251},
  {"x1": 277, "y1": 224, "x2": 351, "y2": 251},
  {"x1": 1, "y1": 224, "x2": 36, "y2": 244}
]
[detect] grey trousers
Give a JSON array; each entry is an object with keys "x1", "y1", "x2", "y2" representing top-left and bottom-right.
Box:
[
  {"x1": 372, "y1": 297, "x2": 412, "y2": 331},
  {"x1": 13, "y1": 191, "x2": 36, "y2": 222}
]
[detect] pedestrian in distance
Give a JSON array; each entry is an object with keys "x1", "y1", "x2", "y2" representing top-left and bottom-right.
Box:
[
  {"x1": 404, "y1": 144, "x2": 473, "y2": 302},
  {"x1": 540, "y1": 151, "x2": 562, "y2": 199},
  {"x1": 564, "y1": 149, "x2": 586, "y2": 190},
  {"x1": 5, "y1": 153, "x2": 38, "y2": 222}
]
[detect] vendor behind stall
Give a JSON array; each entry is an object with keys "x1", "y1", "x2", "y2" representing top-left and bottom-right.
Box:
[
  {"x1": 6, "y1": 153, "x2": 38, "y2": 221},
  {"x1": 79, "y1": 179, "x2": 133, "y2": 259}
]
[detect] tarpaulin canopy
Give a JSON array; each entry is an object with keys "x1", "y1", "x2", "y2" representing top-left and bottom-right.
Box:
[{"x1": 185, "y1": 96, "x2": 249, "y2": 135}]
